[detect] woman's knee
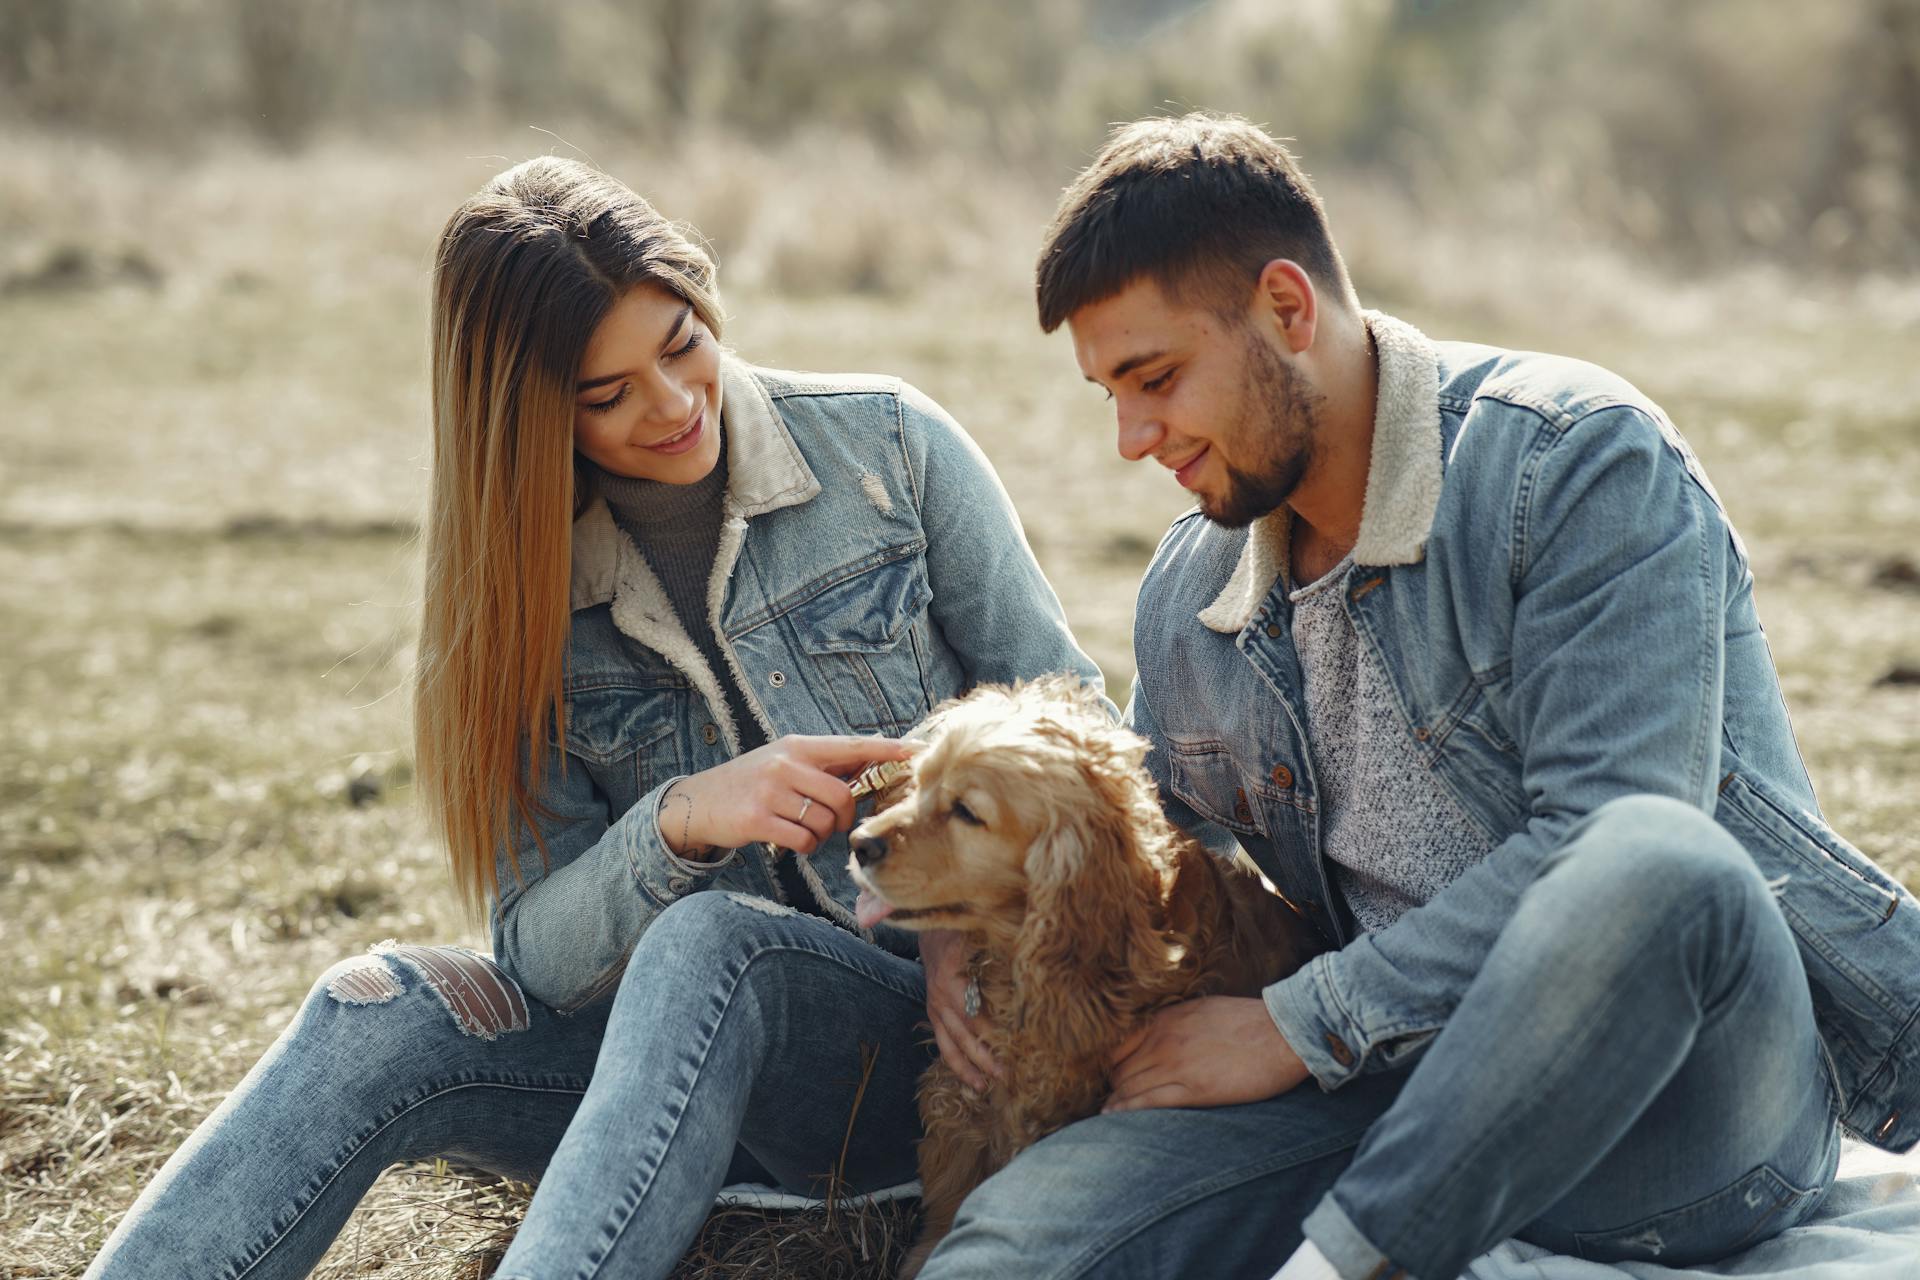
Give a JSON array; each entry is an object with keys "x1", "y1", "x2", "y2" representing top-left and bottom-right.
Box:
[
  {"x1": 627, "y1": 889, "x2": 807, "y2": 978},
  {"x1": 303, "y1": 944, "x2": 533, "y2": 1085}
]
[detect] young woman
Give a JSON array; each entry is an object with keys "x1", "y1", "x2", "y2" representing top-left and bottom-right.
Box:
[{"x1": 84, "y1": 156, "x2": 1101, "y2": 1280}]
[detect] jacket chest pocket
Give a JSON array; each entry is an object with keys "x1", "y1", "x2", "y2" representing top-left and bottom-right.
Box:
[
  {"x1": 786, "y1": 554, "x2": 934, "y2": 733},
  {"x1": 1165, "y1": 737, "x2": 1269, "y2": 837},
  {"x1": 563, "y1": 683, "x2": 683, "y2": 813}
]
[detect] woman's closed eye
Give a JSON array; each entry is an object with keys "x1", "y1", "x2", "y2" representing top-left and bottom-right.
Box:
[
  {"x1": 582, "y1": 385, "x2": 631, "y2": 414},
  {"x1": 581, "y1": 330, "x2": 704, "y2": 415}
]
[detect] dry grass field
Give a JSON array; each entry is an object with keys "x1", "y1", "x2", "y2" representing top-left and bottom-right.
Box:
[{"x1": 3, "y1": 131, "x2": 1917, "y2": 1277}]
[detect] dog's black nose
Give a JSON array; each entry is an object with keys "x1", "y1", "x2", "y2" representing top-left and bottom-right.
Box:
[{"x1": 852, "y1": 834, "x2": 888, "y2": 866}]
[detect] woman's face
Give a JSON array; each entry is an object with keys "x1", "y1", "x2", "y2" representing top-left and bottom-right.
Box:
[{"x1": 573, "y1": 283, "x2": 724, "y2": 484}]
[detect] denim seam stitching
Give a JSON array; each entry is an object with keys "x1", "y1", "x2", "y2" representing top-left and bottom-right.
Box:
[
  {"x1": 1388, "y1": 903, "x2": 1718, "y2": 1258},
  {"x1": 229, "y1": 1080, "x2": 588, "y2": 1280},
  {"x1": 1687, "y1": 483, "x2": 1718, "y2": 801},
  {"x1": 572, "y1": 939, "x2": 925, "y2": 1277},
  {"x1": 729, "y1": 539, "x2": 928, "y2": 636},
  {"x1": 895, "y1": 390, "x2": 923, "y2": 515},
  {"x1": 1042, "y1": 1128, "x2": 1375, "y2": 1280}
]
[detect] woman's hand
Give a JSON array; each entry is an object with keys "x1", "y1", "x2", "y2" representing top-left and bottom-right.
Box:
[
  {"x1": 661, "y1": 735, "x2": 918, "y2": 859},
  {"x1": 921, "y1": 928, "x2": 1001, "y2": 1091}
]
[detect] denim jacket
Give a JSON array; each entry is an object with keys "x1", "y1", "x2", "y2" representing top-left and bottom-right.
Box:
[
  {"x1": 492, "y1": 355, "x2": 1102, "y2": 1013},
  {"x1": 1128, "y1": 311, "x2": 1920, "y2": 1152}
]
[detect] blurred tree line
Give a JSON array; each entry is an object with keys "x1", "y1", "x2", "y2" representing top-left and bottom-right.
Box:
[{"x1": 3, "y1": 0, "x2": 1916, "y2": 271}]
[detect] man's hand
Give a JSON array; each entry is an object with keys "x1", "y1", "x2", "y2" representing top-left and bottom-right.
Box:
[
  {"x1": 921, "y1": 928, "x2": 1001, "y2": 1091},
  {"x1": 1105, "y1": 995, "x2": 1309, "y2": 1113}
]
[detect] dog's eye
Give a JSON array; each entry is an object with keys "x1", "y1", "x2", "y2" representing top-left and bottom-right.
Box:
[{"x1": 950, "y1": 799, "x2": 985, "y2": 827}]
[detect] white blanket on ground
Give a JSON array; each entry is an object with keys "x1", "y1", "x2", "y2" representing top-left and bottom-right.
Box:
[
  {"x1": 714, "y1": 1143, "x2": 1920, "y2": 1276},
  {"x1": 1466, "y1": 1143, "x2": 1920, "y2": 1280}
]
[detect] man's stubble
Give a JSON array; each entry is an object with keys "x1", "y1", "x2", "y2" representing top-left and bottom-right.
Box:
[{"x1": 1202, "y1": 328, "x2": 1323, "y2": 530}]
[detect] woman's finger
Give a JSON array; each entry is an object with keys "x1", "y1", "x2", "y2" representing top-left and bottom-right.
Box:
[
  {"x1": 763, "y1": 817, "x2": 821, "y2": 855},
  {"x1": 790, "y1": 768, "x2": 857, "y2": 834},
  {"x1": 954, "y1": 1013, "x2": 1002, "y2": 1081},
  {"x1": 930, "y1": 1014, "x2": 985, "y2": 1091},
  {"x1": 778, "y1": 783, "x2": 837, "y2": 841},
  {"x1": 790, "y1": 734, "x2": 921, "y2": 771},
  {"x1": 929, "y1": 990, "x2": 999, "y2": 1082}
]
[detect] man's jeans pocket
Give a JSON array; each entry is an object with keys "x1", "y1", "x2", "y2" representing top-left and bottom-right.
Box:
[{"x1": 1570, "y1": 1163, "x2": 1826, "y2": 1265}]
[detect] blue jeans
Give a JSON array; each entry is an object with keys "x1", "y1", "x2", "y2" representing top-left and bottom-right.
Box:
[
  {"x1": 919, "y1": 796, "x2": 1843, "y2": 1280},
  {"x1": 85, "y1": 892, "x2": 933, "y2": 1280}
]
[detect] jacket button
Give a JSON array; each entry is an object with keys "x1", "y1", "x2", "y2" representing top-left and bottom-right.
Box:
[
  {"x1": 1324, "y1": 1033, "x2": 1356, "y2": 1069},
  {"x1": 1264, "y1": 623, "x2": 1283, "y2": 639},
  {"x1": 1233, "y1": 786, "x2": 1253, "y2": 824},
  {"x1": 667, "y1": 875, "x2": 693, "y2": 895},
  {"x1": 1413, "y1": 726, "x2": 1430, "y2": 742},
  {"x1": 701, "y1": 723, "x2": 719, "y2": 745},
  {"x1": 1270, "y1": 764, "x2": 1293, "y2": 789},
  {"x1": 768, "y1": 671, "x2": 787, "y2": 688}
]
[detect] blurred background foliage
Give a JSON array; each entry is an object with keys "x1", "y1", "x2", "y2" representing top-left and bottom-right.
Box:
[
  {"x1": 4, "y1": 5, "x2": 1918, "y2": 1275},
  {"x1": 4, "y1": 0, "x2": 1919, "y2": 272}
]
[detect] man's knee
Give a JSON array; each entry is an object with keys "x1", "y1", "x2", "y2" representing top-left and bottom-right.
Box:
[{"x1": 1547, "y1": 794, "x2": 1765, "y2": 918}]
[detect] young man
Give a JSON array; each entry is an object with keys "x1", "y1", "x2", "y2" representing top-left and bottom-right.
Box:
[{"x1": 913, "y1": 113, "x2": 1920, "y2": 1280}]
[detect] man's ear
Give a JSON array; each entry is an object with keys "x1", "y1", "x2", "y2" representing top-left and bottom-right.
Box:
[{"x1": 1254, "y1": 258, "x2": 1318, "y2": 355}]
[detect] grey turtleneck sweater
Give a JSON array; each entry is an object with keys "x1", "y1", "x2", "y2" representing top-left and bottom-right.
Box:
[{"x1": 592, "y1": 442, "x2": 821, "y2": 915}]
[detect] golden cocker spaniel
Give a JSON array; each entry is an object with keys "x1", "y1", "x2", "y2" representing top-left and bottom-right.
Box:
[{"x1": 845, "y1": 676, "x2": 1318, "y2": 1277}]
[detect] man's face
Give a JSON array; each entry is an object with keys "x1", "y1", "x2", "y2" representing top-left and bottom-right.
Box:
[{"x1": 1069, "y1": 277, "x2": 1321, "y2": 528}]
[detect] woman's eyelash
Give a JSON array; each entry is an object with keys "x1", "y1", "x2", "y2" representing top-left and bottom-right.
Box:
[
  {"x1": 583, "y1": 385, "x2": 631, "y2": 414},
  {"x1": 581, "y1": 332, "x2": 703, "y2": 413}
]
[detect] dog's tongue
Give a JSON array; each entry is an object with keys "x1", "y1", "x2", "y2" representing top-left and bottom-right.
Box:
[{"x1": 854, "y1": 887, "x2": 896, "y2": 929}]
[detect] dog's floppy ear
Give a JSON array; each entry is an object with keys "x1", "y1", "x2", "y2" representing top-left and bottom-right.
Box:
[{"x1": 1010, "y1": 762, "x2": 1174, "y2": 1065}]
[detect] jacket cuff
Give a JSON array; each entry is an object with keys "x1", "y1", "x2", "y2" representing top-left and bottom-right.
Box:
[
  {"x1": 1263, "y1": 954, "x2": 1366, "y2": 1089},
  {"x1": 628, "y1": 777, "x2": 739, "y2": 903}
]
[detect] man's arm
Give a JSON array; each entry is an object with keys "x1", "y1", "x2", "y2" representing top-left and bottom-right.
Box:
[
  {"x1": 1266, "y1": 403, "x2": 1733, "y2": 1087},
  {"x1": 1113, "y1": 404, "x2": 1737, "y2": 1101}
]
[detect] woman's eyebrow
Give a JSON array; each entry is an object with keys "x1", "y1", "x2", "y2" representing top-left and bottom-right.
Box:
[{"x1": 575, "y1": 304, "x2": 692, "y2": 391}]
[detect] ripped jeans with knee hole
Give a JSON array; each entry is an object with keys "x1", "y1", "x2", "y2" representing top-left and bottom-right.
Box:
[{"x1": 84, "y1": 894, "x2": 934, "y2": 1280}]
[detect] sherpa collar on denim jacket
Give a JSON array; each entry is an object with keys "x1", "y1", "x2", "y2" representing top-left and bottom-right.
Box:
[
  {"x1": 1197, "y1": 311, "x2": 1444, "y2": 635},
  {"x1": 568, "y1": 353, "x2": 819, "y2": 614},
  {"x1": 564, "y1": 353, "x2": 818, "y2": 753}
]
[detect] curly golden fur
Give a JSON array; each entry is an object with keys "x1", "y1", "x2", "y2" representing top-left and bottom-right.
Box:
[{"x1": 846, "y1": 676, "x2": 1318, "y2": 1277}]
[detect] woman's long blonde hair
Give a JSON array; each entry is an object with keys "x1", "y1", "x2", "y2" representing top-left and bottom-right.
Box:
[{"x1": 417, "y1": 156, "x2": 724, "y2": 920}]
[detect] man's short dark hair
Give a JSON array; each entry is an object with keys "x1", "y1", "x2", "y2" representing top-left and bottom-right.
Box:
[{"x1": 1035, "y1": 112, "x2": 1353, "y2": 334}]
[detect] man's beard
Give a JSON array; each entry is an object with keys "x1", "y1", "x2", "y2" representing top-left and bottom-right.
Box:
[{"x1": 1198, "y1": 331, "x2": 1322, "y2": 529}]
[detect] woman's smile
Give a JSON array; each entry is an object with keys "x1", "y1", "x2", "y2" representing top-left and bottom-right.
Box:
[
  {"x1": 572, "y1": 283, "x2": 725, "y2": 483},
  {"x1": 638, "y1": 407, "x2": 705, "y2": 455}
]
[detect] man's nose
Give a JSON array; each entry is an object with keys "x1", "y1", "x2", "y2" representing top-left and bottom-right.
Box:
[
  {"x1": 1116, "y1": 408, "x2": 1161, "y2": 463},
  {"x1": 851, "y1": 833, "x2": 888, "y2": 867}
]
